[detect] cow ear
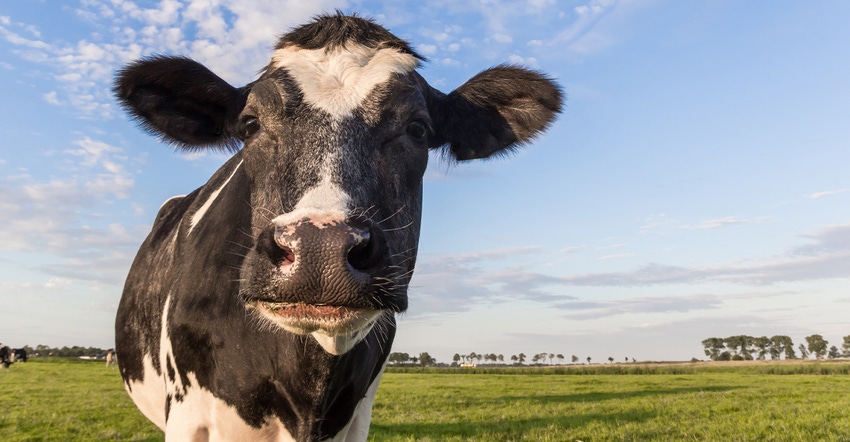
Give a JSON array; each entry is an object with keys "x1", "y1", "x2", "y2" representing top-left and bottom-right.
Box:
[
  {"x1": 428, "y1": 65, "x2": 563, "y2": 161},
  {"x1": 113, "y1": 56, "x2": 249, "y2": 151}
]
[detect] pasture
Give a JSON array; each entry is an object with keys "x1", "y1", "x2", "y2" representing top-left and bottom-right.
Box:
[{"x1": 1, "y1": 359, "x2": 849, "y2": 441}]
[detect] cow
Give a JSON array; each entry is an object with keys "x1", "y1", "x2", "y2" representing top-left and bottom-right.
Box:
[
  {"x1": 114, "y1": 13, "x2": 562, "y2": 442},
  {"x1": 12, "y1": 348, "x2": 27, "y2": 363},
  {"x1": 0, "y1": 345, "x2": 10, "y2": 368}
]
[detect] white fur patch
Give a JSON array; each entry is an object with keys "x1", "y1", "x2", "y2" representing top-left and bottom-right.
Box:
[
  {"x1": 310, "y1": 316, "x2": 380, "y2": 355},
  {"x1": 271, "y1": 176, "x2": 351, "y2": 228},
  {"x1": 165, "y1": 372, "x2": 297, "y2": 442},
  {"x1": 189, "y1": 160, "x2": 243, "y2": 235},
  {"x1": 272, "y1": 43, "x2": 419, "y2": 119},
  {"x1": 126, "y1": 354, "x2": 167, "y2": 431}
]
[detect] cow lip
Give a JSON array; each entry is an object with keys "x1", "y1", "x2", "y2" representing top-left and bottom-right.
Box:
[
  {"x1": 251, "y1": 301, "x2": 382, "y2": 336},
  {"x1": 260, "y1": 302, "x2": 367, "y2": 319}
]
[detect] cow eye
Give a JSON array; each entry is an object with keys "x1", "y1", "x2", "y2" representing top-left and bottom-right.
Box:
[
  {"x1": 406, "y1": 121, "x2": 428, "y2": 141},
  {"x1": 240, "y1": 116, "x2": 261, "y2": 139}
]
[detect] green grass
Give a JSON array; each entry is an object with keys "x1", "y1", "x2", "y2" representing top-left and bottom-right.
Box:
[
  {"x1": 372, "y1": 365, "x2": 850, "y2": 441},
  {"x1": 0, "y1": 358, "x2": 161, "y2": 441},
  {"x1": 2, "y1": 359, "x2": 849, "y2": 441}
]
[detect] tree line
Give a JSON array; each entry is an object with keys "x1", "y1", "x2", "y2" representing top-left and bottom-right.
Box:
[
  {"x1": 8, "y1": 344, "x2": 111, "y2": 358},
  {"x1": 701, "y1": 334, "x2": 850, "y2": 361},
  {"x1": 387, "y1": 351, "x2": 638, "y2": 367}
]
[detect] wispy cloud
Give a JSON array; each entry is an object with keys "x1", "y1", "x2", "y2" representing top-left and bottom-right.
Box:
[
  {"x1": 640, "y1": 213, "x2": 772, "y2": 233},
  {"x1": 686, "y1": 216, "x2": 772, "y2": 230},
  {"x1": 2, "y1": 1, "x2": 347, "y2": 117},
  {"x1": 0, "y1": 137, "x2": 143, "y2": 285},
  {"x1": 808, "y1": 189, "x2": 847, "y2": 199},
  {"x1": 556, "y1": 293, "x2": 723, "y2": 320},
  {"x1": 409, "y1": 222, "x2": 850, "y2": 316}
]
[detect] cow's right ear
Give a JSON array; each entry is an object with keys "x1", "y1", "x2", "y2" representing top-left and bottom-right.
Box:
[
  {"x1": 114, "y1": 56, "x2": 249, "y2": 151},
  {"x1": 427, "y1": 65, "x2": 563, "y2": 161}
]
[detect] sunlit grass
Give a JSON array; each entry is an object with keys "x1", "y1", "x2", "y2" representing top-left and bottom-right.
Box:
[
  {"x1": 0, "y1": 358, "x2": 161, "y2": 441},
  {"x1": 371, "y1": 365, "x2": 850, "y2": 441},
  {"x1": 2, "y1": 359, "x2": 849, "y2": 441}
]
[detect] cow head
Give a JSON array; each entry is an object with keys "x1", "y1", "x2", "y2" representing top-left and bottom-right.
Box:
[{"x1": 115, "y1": 14, "x2": 561, "y2": 356}]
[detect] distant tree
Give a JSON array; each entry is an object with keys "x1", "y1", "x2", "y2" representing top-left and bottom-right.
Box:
[
  {"x1": 805, "y1": 334, "x2": 828, "y2": 359},
  {"x1": 548, "y1": 353, "x2": 555, "y2": 364},
  {"x1": 625, "y1": 356, "x2": 628, "y2": 362},
  {"x1": 586, "y1": 356, "x2": 592, "y2": 364},
  {"x1": 827, "y1": 346, "x2": 841, "y2": 359},
  {"x1": 753, "y1": 336, "x2": 770, "y2": 360},
  {"x1": 388, "y1": 352, "x2": 410, "y2": 365},
  {"x1": 476, "y1": 354, "x2": 483, "y2": 364},
  {"x1": 571, "y1": 355, "x2": 579, "y2": 364},
  {"x1": 842, "y1": 335, "x2": 850, "y2": 357},
  {"x1": 607, "y1": 357, "x2": 614, "y2": 364},
  {"x1": 798, "y1": 344, "x2": 809, "y2": 359},
  {"x1": 557, "y1": 354, "x2": 565, "y2": 365},
  {"x1": 724, "y1": 335, "x2": 754, "y2": 360},
  {"x1": 531, "y1": 354, "x2": 540, "y2": 364},
  {"x1": 453, "y1": 353, "x2": 461, "y2": 365},
  {"x1": 774, "y1": 336, "x2": 797, "y2": 359},
  {"x1": 419, "y1": 352, "x2": 435, "y2": 366},
  {"x1": 511, "y1": 355, "x2": 518, "y2": 364},
  {"x1": 702, "y1": 337, "x2": 726, "y2": 361},
  {"x1": 768, "y1": 336, "x2": 784, "y2": 360},
  {"x1": 518, "y1": 353, "x2": 526, "y2": 364},
  {"x1": 497, "y1": 354, "x2": 504, "y2": 364},
  {"x1": 468, "y1": 352, "x2": 477, "y2": 364}
]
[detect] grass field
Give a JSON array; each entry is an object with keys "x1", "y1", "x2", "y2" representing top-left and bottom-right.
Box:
[{"x1": 1, "y1": 359, "x2": 849, "y2": 441}]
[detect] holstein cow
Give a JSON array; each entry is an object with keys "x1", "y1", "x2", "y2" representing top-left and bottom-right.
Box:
[{"x1": 114, "y1": 13, "x2": 561, "y2": 442}]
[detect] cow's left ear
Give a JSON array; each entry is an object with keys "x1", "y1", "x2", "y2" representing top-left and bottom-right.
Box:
[
  {"x1": 114, "y1": 56, "x2": 250, "y2": 151},
  {"x1": 428, "y1": 65, "x2": 563, "y2": 161}
]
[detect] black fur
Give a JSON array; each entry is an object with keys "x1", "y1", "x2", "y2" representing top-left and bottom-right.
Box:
[{"x1": 277, "y1": 12, "x2": 424, "y2": 60}]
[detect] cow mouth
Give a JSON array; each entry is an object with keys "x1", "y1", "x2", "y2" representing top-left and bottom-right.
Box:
[{"x1": 252, "y1": 301, "x2": 382, "y2": 336}]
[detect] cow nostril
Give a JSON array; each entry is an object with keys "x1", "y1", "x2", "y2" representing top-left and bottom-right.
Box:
[
  {"x1": 347, "y1": 230, "x2": 385, "y2": 272},
  {"x1": 257, "y1": 227, "x2": 295, "y2": 267}
]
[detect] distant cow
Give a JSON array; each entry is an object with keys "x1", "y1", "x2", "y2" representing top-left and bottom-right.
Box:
[
  {"x1": 12, "y1": 348, "x2": 27, "y2": 363},
  {"x1": 114, "y1": 13, "x2": 561, "y2": 441},
  {"x1": 0, "y1": 346, "x2": 10, "y2": 368}
]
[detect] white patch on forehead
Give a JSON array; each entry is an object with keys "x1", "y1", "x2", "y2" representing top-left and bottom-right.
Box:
[
  {"x1": 272, "y1": 175, "x2": 351, "y2": 227},
  {"x1": 272, "y1": 43, "x2": 419, "y2": 119},
  {"x1": 189, "y1": 160, "x2": 243, "y2": 235}
]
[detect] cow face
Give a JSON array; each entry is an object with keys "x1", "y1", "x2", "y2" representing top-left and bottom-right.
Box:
[{"x1": 114, "y1": 14, "x2": 561, "y2": 356}]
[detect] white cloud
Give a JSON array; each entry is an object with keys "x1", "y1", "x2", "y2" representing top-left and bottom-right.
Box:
[
  {"x1": 4, "y1": 0, "x2": 348, "y2": 117},
  {"x1": 808, "y1": 189, "x2": 847, "y2": 199},
  {"x1": 43, "y1": 91, "x2": 63, "y2": 105},
  {"x1": 599, "y1": 253, "x2": 634, "y2": 260},
  {"x1": 0, "y1": 136, "x2": 140, "y2": 278},
  {"x1": 417, "y1": 43, "x2": 437, "y2": 56},
  {"x1": 407, "y1": 222, "x2": 850, "y2": 317},
  {"x1": 687, "y1": 216, "x2": 771, "y2": 230}
]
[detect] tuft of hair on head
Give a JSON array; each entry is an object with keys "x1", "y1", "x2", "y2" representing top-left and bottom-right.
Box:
[{"x1": 275, "y1": 11, "x2": 424, "y2": 61}]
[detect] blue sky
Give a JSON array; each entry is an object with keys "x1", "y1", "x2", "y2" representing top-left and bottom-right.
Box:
[{"x1": 1, "y1": 0, "x2": 848, "y2": 363}]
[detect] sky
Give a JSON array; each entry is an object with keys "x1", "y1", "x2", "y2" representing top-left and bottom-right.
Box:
[{"x1": 1, "y1": 0, "x2": 848, "y2": 364}]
